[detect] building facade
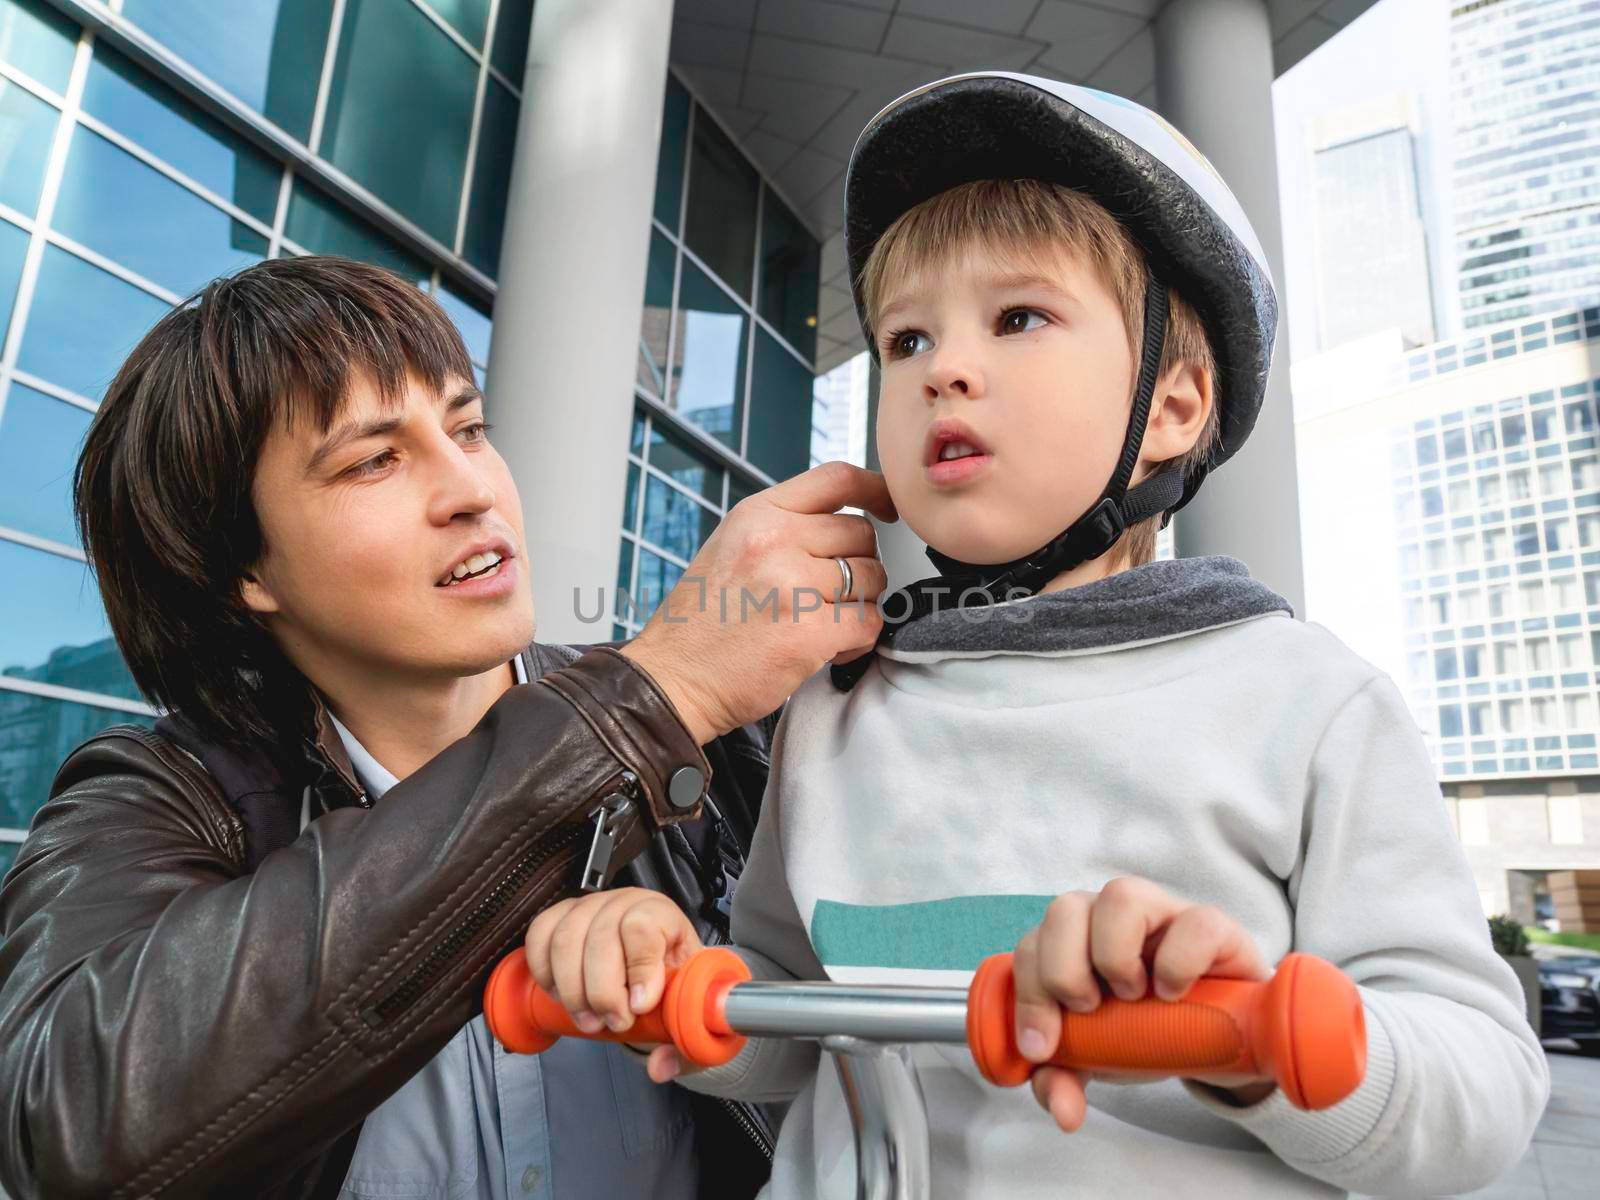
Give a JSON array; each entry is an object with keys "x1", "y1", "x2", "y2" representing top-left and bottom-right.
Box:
[
  {"x1": 1310, "y1": 93, "x2": 1437, "y2": 350},
  {"x1": 1453, "y1": 0, "x2": 1600, "y2": 330},
  {"x1": 1295, "y1": 308, "x2": 1600, "y2": 917}
]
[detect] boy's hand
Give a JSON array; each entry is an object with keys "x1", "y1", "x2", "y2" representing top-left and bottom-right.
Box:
[
  {"x1": 1010, "y1": 877, "x2": 1272, "y2": 1132},
  {"x1": 523, "y1": 888, "x2": 702, "y2": 1082}
]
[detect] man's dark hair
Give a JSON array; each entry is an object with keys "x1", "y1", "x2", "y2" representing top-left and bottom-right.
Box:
[{"x1": 74, "y1": 256, "x2": 476, "y2": 755}]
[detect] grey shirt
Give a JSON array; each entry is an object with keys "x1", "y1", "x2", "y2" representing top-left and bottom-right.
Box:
[{"x1": 321, "y1": 659, "x2": 699, "y2": 1200}]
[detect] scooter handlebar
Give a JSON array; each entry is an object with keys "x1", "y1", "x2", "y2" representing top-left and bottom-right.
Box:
[{"x1": 484, "y1": 946, "x2": 1366, "y2": 1110}]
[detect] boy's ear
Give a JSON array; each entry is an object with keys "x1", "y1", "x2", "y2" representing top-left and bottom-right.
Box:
[
  {"x1": 1140, "y1": 361, "x2": 1212, "y2": 464},
  {"x1": 239, "y1": 571, "x2": 280, "y2": 616}
]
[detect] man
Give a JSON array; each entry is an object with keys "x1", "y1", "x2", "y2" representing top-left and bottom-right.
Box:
[{"x1": 0, "y1": 257, "x2": 892, "y2": 1198}]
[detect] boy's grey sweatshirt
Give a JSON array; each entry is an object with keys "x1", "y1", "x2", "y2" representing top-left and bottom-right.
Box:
[{"x1": 679, "y1": 556, "x2": 1548, "y2": 1198}]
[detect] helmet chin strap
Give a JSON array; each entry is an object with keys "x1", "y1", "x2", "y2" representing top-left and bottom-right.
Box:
[{"x1": 832, "y1": 269, "x2": 1186, "y2": 692}]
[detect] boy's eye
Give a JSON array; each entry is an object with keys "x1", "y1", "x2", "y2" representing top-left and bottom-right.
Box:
[
  {"x1": 884, "y1": 329, "x2": 931, "y2": 360},
  {"x1": 999, "y1": 308, "x2": 1048, "y2": 336},
  {"x1": 455, "y1": 420, "x2": 493, "y2": 445}
]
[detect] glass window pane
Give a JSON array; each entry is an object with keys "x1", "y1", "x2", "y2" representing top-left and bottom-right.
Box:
[
  {"x1": 120, "y1": 0, "x2": 329, "y2": 143},
  {"x1": 614, "y1": 537, "x2": 634, "y2": 621},
  {"x1": 647, "y1": 422, "x2": 721, "y2": 503},
  {"x1": 0, "y1": 539, "x2": 139, "y2": 700},
  {"x1": 637, "y1": 230, "x2": 674, "y2": 397},
  {"x1": 641, "y1": 473, "x2": 716, "y2": 561},
  {"x1": 53, "y1": 128, "x2": 268, "y2": 295},
  {"x1": 432, "y1": 281, "x2": 491, "y2": 365},
  {"x1": 80, "y1": 45, "x2": 281, "y2": 223},
  {"x1": 0, "y1": 691, "x2": 154, "y2": 831},
  {"x1": 670, "y1": 259, "x2": 745, "y2": 451},
  {"x1": 633, "y1": 547, "x2": 682, "y2": 621},
  {"x1": 654, "y1": 73, "x2": 689, "y2": 233},
  {"x1": 727, "y1": 474, "x2": 760, "y2": 509},
  {"x1": 0, "y1": 384, "x2": 89, "y2": 545},
  {"x1": 684, "y1": 110, "x2": 757, "y2": 298},
  {"x1": 285, "y1": 181, "x2": 431, "y2": 282},
  {"x1": 322, "y1": 0, "x2": 476, "y2": 244},
  {"x1": 0, "y1": 0, "x2": 78, "y2": 94},
  {"x1": 758, "y1": 186, "x2": 819, "y2": 362},
  {"x1": 624, "y1": 461, "x2": 640, "y2": 530},
  {"x1": 423, "y1": 0, "x2": 489, "y2": 49},
  {"x1": 463, "y1": 78, "x2": 516, "y2": 277},
  {"x1": 0, "y1": 217, "x2": 27, "y2": 334},
  {"x1": 747, "y1": 329, "x2": 813, "y2": 482},
  {"x1": 17, "y1": 246, "x2": 170, "y2": 399},
  {"x1": 489, "y1": 0, "x2": 532, "y2": 85},
  {"x1": 0, "y1": 80, "x2": 57, "y2": 217},
  {"x1": 0, "y1": 841, "x2": 17, "y2": 877}
]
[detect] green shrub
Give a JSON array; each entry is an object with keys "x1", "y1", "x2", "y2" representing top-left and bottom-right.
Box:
[
  {"x1": 1525, "y1": 927, "x2": 1600, "y2": 952},
  {"x1": 1488, "y1": 914, "x2": 1531, "y2": 956}
]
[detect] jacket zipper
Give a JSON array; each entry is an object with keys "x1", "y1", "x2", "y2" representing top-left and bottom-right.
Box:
[
  {"x1": 367, "y1": 777, "x2": 637, "y2": 1026},
  {"x1": 720, "y1": 1097, "x2": 775, "y2": 1160}
]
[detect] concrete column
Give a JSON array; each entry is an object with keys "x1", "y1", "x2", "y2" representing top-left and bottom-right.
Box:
[
  {"x1": 1154, "y1": 0, "x2": 1306, "y2": 616},
  {"x1": 486, "y1": 0, "x2": 674, "y2": 644}
]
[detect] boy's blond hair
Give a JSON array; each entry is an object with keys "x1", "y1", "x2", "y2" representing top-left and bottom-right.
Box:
[{"x1": 858, "y1": 179, "x2": 1219, "y2": 568}]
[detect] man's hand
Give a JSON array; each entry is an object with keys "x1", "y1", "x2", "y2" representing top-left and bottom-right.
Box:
[
  {"x1": 523, "y1": 888, "x2": 701, "y2": 1082},
  {"x1": 1010, "y1": 877, "x2": 1272, "y2": 1133},
  {"x1": 621, "y1": 461, "x2": 897, "y2": 745}
]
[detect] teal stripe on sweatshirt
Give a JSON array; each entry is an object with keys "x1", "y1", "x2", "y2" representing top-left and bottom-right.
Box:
[{"x1": 810, "y1": 894, "x2": 1053, "y2": 971}]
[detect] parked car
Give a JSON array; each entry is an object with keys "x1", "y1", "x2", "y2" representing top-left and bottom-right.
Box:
[{"x1": 1539, "y1": 955, "x2": 1600, "y2": 1053}]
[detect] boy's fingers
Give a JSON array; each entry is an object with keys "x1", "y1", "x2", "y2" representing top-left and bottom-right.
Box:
[
  {"x1": 1089, "y1": 876, "x2": 1183, "y2": 1001},
  {"x1": 523, "y1": 897, "x2": 578, "y2": 992},
  {"x1": 580, "y1": 896, "x2": 642, "y2": 1032},
  {"x1": 1011, "y1": 929, "x2": 1063, "y2": 1063},
  {"x1": 647, "y1": 1045, "x2": 683, "y2": 1083},
  {"x1": 1149, "y1": 906, "x2": 1267, "y2": 1001},
  {"x1": 619, "y1": 902, "x2": 694, "y2": 1015},
  {"x1": 1037, "y1": 892, "x2": 1100, "y2": 1014},
  {"x1": 547, "y1": 899, "x2": 607, "y2": 1027},
  {"x1": 1030, "y1": 1066, "x2": 1089, "y2": 1133}
]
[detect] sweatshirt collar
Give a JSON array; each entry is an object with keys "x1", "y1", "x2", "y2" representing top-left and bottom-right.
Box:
[{"x1": 880, "y1": 555, "x2": 1292, "y2": 660}]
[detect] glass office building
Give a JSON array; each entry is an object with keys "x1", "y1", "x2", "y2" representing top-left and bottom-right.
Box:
[
  {"x1": 0, "y1": 0, "x2": 819, "y2": 868},
  {"x1": 1453, "y1": 0, "x2": 1600, "y2": 329}
]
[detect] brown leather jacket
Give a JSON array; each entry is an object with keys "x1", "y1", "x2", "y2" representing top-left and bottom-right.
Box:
[{"x1": 0, "y1": 644, "x2": 776, "y2": 1199}]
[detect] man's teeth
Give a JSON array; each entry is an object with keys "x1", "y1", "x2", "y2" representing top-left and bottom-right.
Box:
[
  {"x1": 938, "y1": 440, "x2": 978, "y2": 462},
  {"x1": 443, "y1": 552, "x2": 504, "y2": 585}
]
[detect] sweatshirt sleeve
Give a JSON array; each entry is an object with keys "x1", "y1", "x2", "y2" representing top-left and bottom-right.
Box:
[
  {"x1": 1183, "y1": 672, "x2": 1549, "y2": 1196},
  {"x1": 676, "y1": 709, "x2": 826, "y2": 1104}
]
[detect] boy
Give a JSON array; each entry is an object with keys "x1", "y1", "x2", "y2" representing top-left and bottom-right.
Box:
[{"x1": 521, "y1": 74, "x2": 1548, "y2": 1196}]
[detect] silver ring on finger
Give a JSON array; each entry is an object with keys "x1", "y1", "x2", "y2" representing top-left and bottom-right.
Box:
[{"x1": 835, "y1": 556, "x2": 854, "y2": 601}]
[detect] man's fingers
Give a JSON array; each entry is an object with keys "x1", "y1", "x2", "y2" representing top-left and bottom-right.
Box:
[
  {"x1": 1149, "y1": 906, "x2": 1268, "y2": 1000},
  {"x1": 1089, "y1": 877, "x2": 1185, "y2": 1001},
  {"x1": 770, "y1": 461, "x2": 897, "y2": 524},
  {"x1": 819, "y1": 555, "x2": 888, "y2": 605},
  {"x1": 1030, "y1": 1066, "x2": 1089, "y2": 1133},
  {"x1": 800, "y1": 512, "x2": 880, "y2": 561},
  {"x1": 1011, "y1": 929, "x2": 1063, "y2": 1064}
]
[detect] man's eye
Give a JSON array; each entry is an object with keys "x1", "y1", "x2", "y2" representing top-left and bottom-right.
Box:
[
  {"x1": 456, "y1": 421, "x2": 493, "y2": 445},
  {"x1": 999, "y1": 309, "x2": 1048, "y2": 336},
  {"x1": 348, "y1": 450, "x2": 396, "y2": 477},
  {"x1": 885, "y1": 330, "x2": 930, "y2": 359}
]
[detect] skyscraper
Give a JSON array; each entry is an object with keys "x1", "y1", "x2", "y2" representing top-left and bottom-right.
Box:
[
  {"x1": 1453, "y1": 0, "x2": 1600, "y2": 329},
  {"x1": 1310, "y1": 93, "x2": 1437, "y2": 349}
]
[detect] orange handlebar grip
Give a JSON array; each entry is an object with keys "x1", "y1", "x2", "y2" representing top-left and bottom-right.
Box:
[
  {"x1": 966, "y1": 951, "x2": 1366, "y2": 1110},
  {"x1": 483, "y1": 945, "x2": 752, "y2": 1069}
]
